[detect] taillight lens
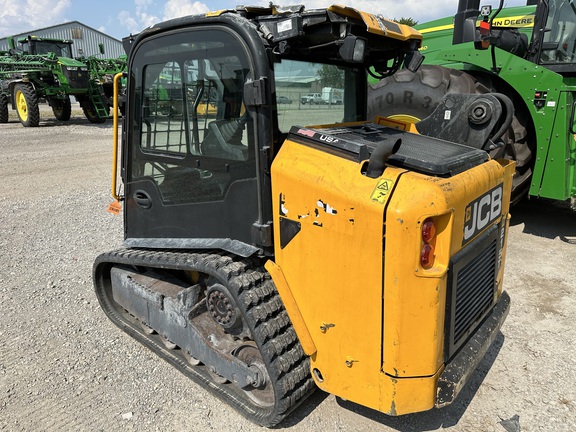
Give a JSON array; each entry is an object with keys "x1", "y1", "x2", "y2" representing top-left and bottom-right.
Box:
[
  {"x1": 420, "y1": 217, "x2": 436, "y2": 269},
  {"x1": 421, "y1": 218, "x2": 436, "y2": 243},
  {"x1": 420, "y1": 243, "x2": 435, "y2": 268}
]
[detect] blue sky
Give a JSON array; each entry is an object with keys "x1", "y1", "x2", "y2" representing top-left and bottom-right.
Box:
[{"x1": 0, "y1": 0, "x2": 529, "y2": 41}]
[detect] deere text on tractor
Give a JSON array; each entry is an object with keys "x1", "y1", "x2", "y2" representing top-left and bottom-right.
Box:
[
  {"x1": 369, "y1": 0, "x2": 576, "y2": 210},
  {"x1": 93, "y1": 4, "x2": 515, "y2": 427}
]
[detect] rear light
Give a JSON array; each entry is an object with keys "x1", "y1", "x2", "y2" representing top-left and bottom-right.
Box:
[
  {"x1": 420, "y1": 243, "x2": 435, "y2": 268},
  {"x1": 420, "y1": 217, "x2": 436, "y2": 269},
  {"x1": 421, "y1": 218, "x2": 436, "y2": 243}
]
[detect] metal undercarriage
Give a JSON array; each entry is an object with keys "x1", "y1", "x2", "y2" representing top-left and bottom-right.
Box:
[{"x1": 93, "y1": 248, "x2": 315, "y2": 426}]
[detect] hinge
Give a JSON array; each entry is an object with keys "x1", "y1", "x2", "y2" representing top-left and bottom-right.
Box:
[
  {"x1": 244, "y1": 77, "x2": 267, "y2": 106},
  {"x1": 252, "y1": 222, "x2": 273, "y2": 247}
]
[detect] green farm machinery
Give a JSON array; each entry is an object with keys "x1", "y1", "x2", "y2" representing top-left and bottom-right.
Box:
[
  {"x1": 369, "y1": 0, "x2": 576, "y2": 209},
  {"x1": 0, "y1": 35, "x2": 126, "y2": 126}
]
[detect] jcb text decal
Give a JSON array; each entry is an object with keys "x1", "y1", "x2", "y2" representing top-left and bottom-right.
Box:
[{"x1": 463, "y1": 184, "x2": 503, "y2": 245}]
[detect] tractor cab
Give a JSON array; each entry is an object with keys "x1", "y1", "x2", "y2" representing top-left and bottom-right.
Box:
[
  {"x1": 454, "y1": 0, "x2": 576, "y2": 74},
  {"x1": 19, "y1": 36, "x2": 74, "y2": 58},
  {"x1": 538, "y1": 0, "x2": 576, "y2": 69},
  {"x1": 120, "y1": 5, "x2": 424, "y2": 254}
]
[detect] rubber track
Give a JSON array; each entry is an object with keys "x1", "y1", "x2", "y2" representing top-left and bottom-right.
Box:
[{"x1": 93, "y1": 248, "x2": 316, "y2": 426}]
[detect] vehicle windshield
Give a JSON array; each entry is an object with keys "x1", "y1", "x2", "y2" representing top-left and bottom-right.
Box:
[
  {"x1": 24, "y1": 40, "x2": 73, "y2": 57},
  {"x1": 540, "y1": 0, "x2": 576, "y2": 64},
  {"x1": 129, "y1": 27, "x2": 365, "y2": 205}
]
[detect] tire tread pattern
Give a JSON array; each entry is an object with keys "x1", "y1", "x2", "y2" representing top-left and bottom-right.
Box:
[{"x1": 368, "y1": 65, "x2": 532, "y2": 203}]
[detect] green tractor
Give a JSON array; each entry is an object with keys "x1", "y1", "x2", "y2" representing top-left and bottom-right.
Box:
[
  {"x1": 79, "y1": 45, "x2": 127, "y2": 117},
  {"x1": 0, "y1": 35, "x2": 118, "y2": 126},
  {"x1": 369, "y1": 0, "x2": 576, "y2": 209}
]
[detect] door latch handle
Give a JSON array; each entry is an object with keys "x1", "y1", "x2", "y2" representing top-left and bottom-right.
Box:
[{"x1": 133, "y1": 190, "x2": 152, "y2": 209}]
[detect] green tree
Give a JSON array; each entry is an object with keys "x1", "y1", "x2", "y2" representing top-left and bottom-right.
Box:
[
  {"x1": 317, "y1": 64, "x2": 344, "y2": 88},
  {"x1": 394, "y1": 17, "x2": 418, "y2": 27}
]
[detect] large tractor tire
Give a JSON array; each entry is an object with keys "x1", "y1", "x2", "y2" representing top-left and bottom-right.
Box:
[
  {"x1": 367, "y1": 65, "x2": 533, "y2": 205},
  {"x1": 51, "y1": 96, "x2": 72, "y2": 121},
  {"x1": 0, "y1": 93, "x2": 8, "y2": 123},
  {"x1": 14, "y1": 83, "x2": 40, "y2": 127}
]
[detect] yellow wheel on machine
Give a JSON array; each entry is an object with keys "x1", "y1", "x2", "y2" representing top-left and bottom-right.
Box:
[
  {"x1": 385, "y1": 113, "x2": 421, "y2": 128},
  {"x1": 14, "y1": 83, "x2": 40, "y2": 127}
]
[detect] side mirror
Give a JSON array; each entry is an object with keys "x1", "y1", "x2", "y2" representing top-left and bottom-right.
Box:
[
  {"x1": 404, "y1": 50, "x2": 424, "y2": 72},
  {"x1": 99, "y1": 43, "x2": 105, "y2": 55}
]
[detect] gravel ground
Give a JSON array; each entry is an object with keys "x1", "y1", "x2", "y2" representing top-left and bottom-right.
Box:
[{"x1": 0, "y1": 106, "x2": 575, "y2": 432}]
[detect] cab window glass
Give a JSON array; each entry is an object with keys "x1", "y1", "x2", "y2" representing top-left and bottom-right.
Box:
[
  {"x1": 274, "y1": 60, "x2": 356, "y2": 133},
  {"x1": 541, "y1": 0, "x2": 576, "y2": 64},
  {"x1": 132, "y1": 28, "x2": 255, "y2": 204}
]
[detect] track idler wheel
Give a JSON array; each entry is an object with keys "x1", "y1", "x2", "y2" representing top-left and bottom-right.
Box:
[
  {"x1": 206, "y1": 283, "x2": 246, "y2": 336},
  {"x1": 234, "y1": 343, "x2": 274, "y2": 407}
]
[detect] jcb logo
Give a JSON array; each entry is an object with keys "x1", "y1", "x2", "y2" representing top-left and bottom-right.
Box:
[{"x1": 463, "y1": 184, "x2": 503, "y2": 244}]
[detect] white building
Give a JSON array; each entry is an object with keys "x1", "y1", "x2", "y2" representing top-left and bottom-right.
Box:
[{"x1": 0, "y1": 21, "x2": 123, "y2": 58}]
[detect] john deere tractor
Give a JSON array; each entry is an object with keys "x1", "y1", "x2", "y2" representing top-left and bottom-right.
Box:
[
  {"x1": 369, "y1": 0, "x2": 576, "y2": 209},
  {"x1": 0, "y1": 35, "x2": 122, "y2": 126}
]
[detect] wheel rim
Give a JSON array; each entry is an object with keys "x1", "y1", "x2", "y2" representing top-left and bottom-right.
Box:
[
  {"x1": 387, "y1": 113, "x2": 421, "y2": 125},
  {"x1": 16, "y1": 90, "x2": 28, "y2": 122},
  {"x1": 53, "y1": 101, "x2": 64, "y2": 117}
]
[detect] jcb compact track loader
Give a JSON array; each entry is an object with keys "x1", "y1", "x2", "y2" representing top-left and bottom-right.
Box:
[{"x1": 93, "y1": 4, "x2": 515, "y2": 426}]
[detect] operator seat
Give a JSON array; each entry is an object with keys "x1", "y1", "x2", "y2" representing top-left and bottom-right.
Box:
[{"x1": 201, "y1": 117, "x2": 248, "y2": 161}]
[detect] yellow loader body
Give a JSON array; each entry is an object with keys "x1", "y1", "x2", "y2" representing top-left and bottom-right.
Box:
[{"x1": 268, "y1": 126, "x2": 514, "y2": 415}]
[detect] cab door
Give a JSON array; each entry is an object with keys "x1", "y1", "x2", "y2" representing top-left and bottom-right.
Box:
[{"x1": 123, "y1": 28, "x2": 259, "y2": 254}]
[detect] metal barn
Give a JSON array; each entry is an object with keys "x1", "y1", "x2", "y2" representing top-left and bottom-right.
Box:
[{"x1": 0, "y1": 21, "x2": 123, "y2": 58}]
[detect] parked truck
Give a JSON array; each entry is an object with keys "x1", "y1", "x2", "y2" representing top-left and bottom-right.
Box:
[
  {"x1": 300, "y1": 92, "x2": 322, "y2": 104},
  {"x1": 321, "y1": 87, "x2": 343, "y2": 104},
  {"x1": 369, "y1": 0, "x2": 576, "y2": 209}
]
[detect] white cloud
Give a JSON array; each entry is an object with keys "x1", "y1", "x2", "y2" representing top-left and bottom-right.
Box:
[
  {"x1": 241, "y1": 0, "x2": 528, "y2": 26},
  {"x1": 117, "y1": 0, "x2": 209, "y2": 36},
  {"x1": 163, "y1": 0, "x2": 209, "y2": 21},
  {"x1": 117, "y1": 0, "x2": 159, "y2": 35},
  {"x1": 117, "y1": 10, "x2": 141, "y2": 35},
  {"x1": 0, "y1": 0, "x2": 71, "y2": 37}
]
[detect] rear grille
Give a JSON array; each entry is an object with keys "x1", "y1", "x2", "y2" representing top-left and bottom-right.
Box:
[{"x1": 445, "y1": 224, "x2": 500, "y2": 360}]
